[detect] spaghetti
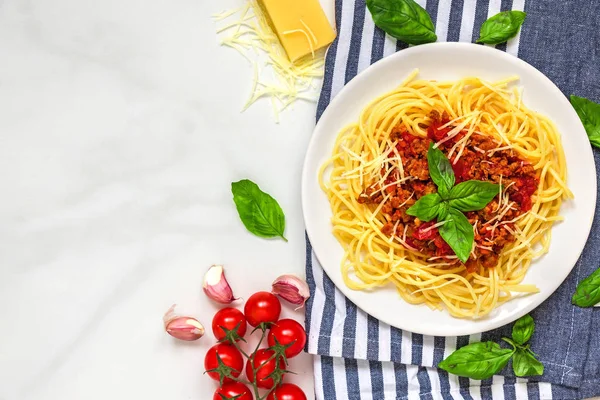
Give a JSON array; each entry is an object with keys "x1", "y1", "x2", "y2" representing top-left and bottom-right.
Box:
[{"x1": 319, "y1": 70, "x2": 573, "y2": 318}]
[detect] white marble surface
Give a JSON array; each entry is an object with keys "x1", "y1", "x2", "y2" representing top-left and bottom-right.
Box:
[{"x1": 0, "y1": 0, "x2": 336, "y2": 398}]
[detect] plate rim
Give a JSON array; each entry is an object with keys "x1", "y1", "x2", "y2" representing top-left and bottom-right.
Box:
[{"x1": 301, "y1": 41, "x2": 597, "y2": 336}]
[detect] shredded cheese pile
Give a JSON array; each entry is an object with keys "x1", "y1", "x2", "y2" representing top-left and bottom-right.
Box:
[{"x1": 212, "y1": 1, "x2": 326, "y2": 122}]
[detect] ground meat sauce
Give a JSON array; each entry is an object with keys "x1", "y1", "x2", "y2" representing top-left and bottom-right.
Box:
[{"x1": 357, "y1": 112, "x2": 538, "y2": 270}]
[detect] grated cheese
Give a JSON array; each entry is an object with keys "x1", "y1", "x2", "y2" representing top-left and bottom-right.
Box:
[
  {"x1": 449, "y1": 112, "x2": 482, "y2": 161},
  {"x1": 434, "y1": 114, "x2": 479, "y2": 148},
  {"x1": 397, "y1": 192, "x2": 415, "y2": 209},
  {"x1": 485, "y1": 200, "x2": 517, "y2": 237},
  {"x1": 488, "y1": 144, "x2": 513, "y2": 156},
  {"x1": 386, "y1": 139, "x2": 405, "y2": 179},
  {"x1": 402, "y1": 224, "x2": 409, "y2": 242},
  {"x1": 419, "y1": 220, "x2": 447, "y2": 234},
  {"x1": 213, "y1": 0, "x2": 326, "y2": 122},
  {"x1": 396, "y1": 237, "x2": 417, "y2": 251},
  {"x1": 427, "y1": 255, "x2": 459, "y2": 261},
  {"x1": 369, "y1": 193, "x2": 391, "y2": 222},
  {"x1": 389, "y1": 219, "x2": 401, "y2": 243},
  {"x1": 380, "y1": 176, "x2": 414, "y2": 192},
  {"x1": 438, "y1": 111, "x2": 479, "y2": 130}
]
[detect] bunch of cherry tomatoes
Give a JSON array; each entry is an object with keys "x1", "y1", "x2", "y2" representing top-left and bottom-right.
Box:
[{"x1": 204, "y1": 291, "x2": 308, "y2": 400}]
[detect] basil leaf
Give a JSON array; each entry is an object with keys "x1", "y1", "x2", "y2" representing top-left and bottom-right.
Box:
[
  {"x1": 448, "y1": 180, "x2": 500, "y2": 212},
  {"x1": 570, "y1": 95, "x2": 600, "y2": 148},
  {"x1": 476, "y1": 11, "x2": 526, "y2": 45},
  {"x1": 231, "y1": 179, "x2": 287, "y2": 241},
  {"x1": 406, "y1": 193, "x2": 442, "y2": 222},
  {"x1": 439, "y1": 208, "x2": 474, "y2": 263},
  {"x1": 437, "y1": 202, "x2": 450, "y2": 221},
  {"x1": 512, "y1": 314, "x2": 535, "y2": 345},
  {"x1": 427, "y1": 143, "x2": 455, "y2": 198},
  {"x1": 366, "y1": 0, "x2": 437, "y2": 45},
  {"x1": 438, "y1": 341, "x2": 514, "y2": 380},
  {"x1": 572, "y1": 267, "x2": 600, "y2": 307},
  {"x1": 512, "y1": 348, "x2": 544, "y2": 377}
]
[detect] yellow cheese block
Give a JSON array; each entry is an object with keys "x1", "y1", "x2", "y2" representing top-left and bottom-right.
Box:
[{"x1": 258, "y1": 0, "x2": 336, "y2": 62}]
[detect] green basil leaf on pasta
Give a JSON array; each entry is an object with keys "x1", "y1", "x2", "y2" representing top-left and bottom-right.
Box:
[
  {"x1": 436, "y1": 202, "x2": 450, "y2": 221},
  {"x1": 439, "y1": 208, "x2": 474, "y2": 263},
  {"x1": 448, "y1": 180, "x2": 500, "y2": 212},
  {"x1": 406, "y1": 193, "x2": 442, "y2": 222},
  {"x1": 512, "y1": 314, "x2": 535, "y2": 345},
  {"x1": 476, "y1": 11, "x2": 527, "y2": 45},
  {"x1": 438, "y1": 341, "x2": 514, "y2": 380},
  {"x1": 572, "y1": 267, "x2": 600, "y2": 307},
  {"x1": 570, "y1": 95, "x2": 600, "y2": 148},
  {"x1": 366, "y1": 0, "x2": 437, "y2": 45},
  {"x1": 512, "y1": 348, "x2": 544, "y2": 377},
  {"x1": 231, "y1": 179, "x2": 287, "y2": 241},
  {"x1": 427, "y1": 143, "x2": 455, "y2": 198}
]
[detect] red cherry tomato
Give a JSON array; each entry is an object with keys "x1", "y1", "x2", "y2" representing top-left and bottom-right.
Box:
[
  {"x1": 246, "y1": 349, "x2": 285, "y2": 389},
  {"x1": 244, "y1": 291, "x2": 281, "y2": 327},
  {"x1": 266, "y1": 383, "x2": 307, "y2": 400},
  {"x1": 212, "y1": 307, "x2": 247, "y2": 341},
  {"x1": 204, "y1": 343, "x2": 244, "y2": 382},
  {"x1": 213, "y1": 382, "x2": 253, "y2": 400},
  {"x1": 267, "y1": 319, "x2": 307, "y2": 358}
]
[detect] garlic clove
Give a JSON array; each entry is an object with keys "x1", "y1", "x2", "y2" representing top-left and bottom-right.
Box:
[
  {"x1": 271, "y1": 274, "x2": 310, "y2": 309},
  {"x1": 203, "y1": 265, "x2": 237, "y2": 304},
  {"x1": 163, "y1": 305, "x2": 205, "y2": 341}
]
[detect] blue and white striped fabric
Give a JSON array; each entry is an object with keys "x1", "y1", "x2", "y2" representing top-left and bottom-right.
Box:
[{"x1": 305, "y1": 0, "x2": 600, "y2": 399}]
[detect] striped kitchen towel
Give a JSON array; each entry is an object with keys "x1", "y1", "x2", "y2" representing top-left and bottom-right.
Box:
[{"x1": 305, "y1": 0, "x2": 600, "y2": 399}]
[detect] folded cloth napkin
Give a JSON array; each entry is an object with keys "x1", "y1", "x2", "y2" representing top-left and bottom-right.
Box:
[{"x1": 305, "y1": 0, "x2": 600, "y2": 399}]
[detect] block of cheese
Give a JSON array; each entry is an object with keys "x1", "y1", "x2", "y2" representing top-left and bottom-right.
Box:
[{"x1": 258, "y1": 0, "x2": 336, "y2": 62}]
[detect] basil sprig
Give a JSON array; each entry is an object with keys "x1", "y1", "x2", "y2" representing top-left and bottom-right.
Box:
[
  {"x1": 231, "y1": 179, "x2": 287, "y2": 241},
  {"x1": 570, "y1": 95, "x2": 600, "y2": 148},
  {"x1": 439, "y1": 314, "x2": 544, "y2": 379},
  {"x1": 406, "y1": 144, "x2": 499, "y2": 262},
  {"x1": 572, "y1": 267, "x2": 600, "y2": 307},
  {"x1": 366, "y1": 0, "x2": 437, "y2": 45},
  {"x1": 476, "y1": 11, "x2": 527, "y2": 45}
]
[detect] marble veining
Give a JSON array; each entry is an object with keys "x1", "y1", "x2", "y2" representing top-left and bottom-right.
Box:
[{"x1": 0, "y1": 0, "x2": 327, "y2": 398}]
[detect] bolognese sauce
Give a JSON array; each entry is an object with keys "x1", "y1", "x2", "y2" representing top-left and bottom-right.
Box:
[{"x1": 357, "y1": 111, "x2": 539, "y2": 270}]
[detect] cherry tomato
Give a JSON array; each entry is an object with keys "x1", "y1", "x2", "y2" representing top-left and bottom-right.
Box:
[
  {"x1": 213, "y1": 382, "x2": 253, "y2": 400},
  {"x1": 244, "y1": 291, "x2": 281, "y2": 327},
  {"x1": 246, "y1": 348, "x2": 285, "y2": 389},
  {"x1": 212, "y1": 307, "x2": 247, "y2": 341},
  {"x1": 267, "y1": 319, "x2": 307, "y2": 358},
  {"x1": 266, "y1": 383, "x2": 307, "y2": 400},
  {"x1": 204, "y1": 343, "x2": 244, "y2": 382}
]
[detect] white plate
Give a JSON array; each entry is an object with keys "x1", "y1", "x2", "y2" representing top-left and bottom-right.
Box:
[{"x1": 302, "y1": 42, "x2": 596, "y2": 336}]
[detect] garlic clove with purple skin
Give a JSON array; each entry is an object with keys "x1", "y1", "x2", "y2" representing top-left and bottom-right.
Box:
[
  {"x1": 163, "y1": 305, "x2": 205, "y2": 341},
  {"x1": 271, "y1": 274, "x2": 310, "y2": 309},
  {"x1": 203, "y1": 265, "x2": 237, "y2": 304}
]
